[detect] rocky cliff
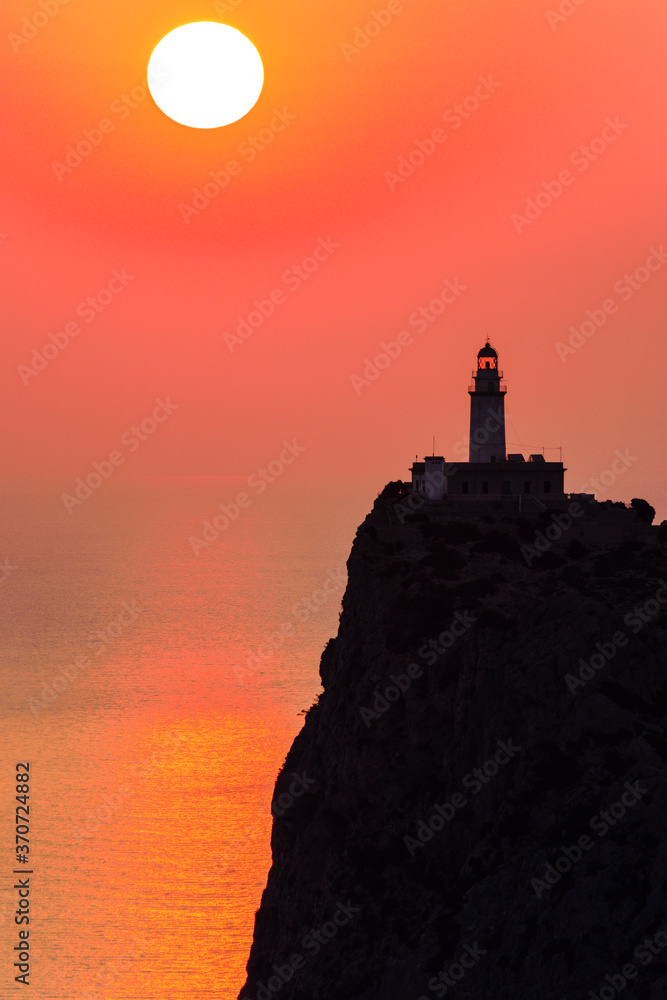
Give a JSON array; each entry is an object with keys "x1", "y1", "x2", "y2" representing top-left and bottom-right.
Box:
[{"x1": 238, "y1": 486, "x2": 667, "y2": 1000}]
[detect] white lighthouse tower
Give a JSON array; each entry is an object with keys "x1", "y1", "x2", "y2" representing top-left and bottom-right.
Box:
[{"x1": 468, "y1": 340, "x2": 507, "y2": 462}]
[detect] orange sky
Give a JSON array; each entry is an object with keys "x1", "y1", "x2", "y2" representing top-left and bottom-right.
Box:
[{"x1": 2, "y1": 0, "x2": 666, "y2": 516}]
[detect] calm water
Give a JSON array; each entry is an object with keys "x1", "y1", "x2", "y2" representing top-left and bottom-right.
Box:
[{"x1": 0, "y1": 478, "x2": 372, "y2": 998}]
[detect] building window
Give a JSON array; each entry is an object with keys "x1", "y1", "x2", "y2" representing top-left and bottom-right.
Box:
[
  {"x1": 501, "y1": 481, "x2": 510, "y2": 494},
  {"x1": 524, "y1": 481, "x2": 531, "y2": 493},
  {"x1": 543, "y1": 480, "x2": 551, "y2": 494},
  {"x1": 462, "y1": 481, "x2": 469, "y2": 494},
  {"x1": 482, "y1": 481, "x2": 489, "y2": 494}
]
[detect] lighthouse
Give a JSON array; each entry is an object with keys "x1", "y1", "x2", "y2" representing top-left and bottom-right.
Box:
[
  {"x1": 408, "y1": 339, "x2": 566, "y2": 500},
  {"x1": 468, "y1": 340, "x2": 506, "y2": 462}
]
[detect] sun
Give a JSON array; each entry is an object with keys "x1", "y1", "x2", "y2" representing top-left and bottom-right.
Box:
[{"x1": 147, "y1": 22, "x2": 264, "y2": 129}]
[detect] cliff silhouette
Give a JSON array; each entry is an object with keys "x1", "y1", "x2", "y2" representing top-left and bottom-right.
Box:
[{"x1": 238, "y1": 485, "x2": 667, "y2": 1000}]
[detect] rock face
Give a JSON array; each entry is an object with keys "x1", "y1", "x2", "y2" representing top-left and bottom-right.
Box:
[{"x1": 238, "y1": 486, "x2": 667, "y2": 1000}]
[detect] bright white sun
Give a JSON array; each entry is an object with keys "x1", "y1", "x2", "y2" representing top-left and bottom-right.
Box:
[{"x1": 147, "y1": 22, "x2": 264, "y2": 129}]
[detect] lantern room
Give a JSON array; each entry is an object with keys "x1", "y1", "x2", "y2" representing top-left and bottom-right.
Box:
[{"x1": 477, "y1": 341, "x2": 498, "y2": 370}]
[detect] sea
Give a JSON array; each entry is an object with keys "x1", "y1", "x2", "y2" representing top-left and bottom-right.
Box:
[{"x1": 0, "y1": 477, "x2": 374, "y2": 998}]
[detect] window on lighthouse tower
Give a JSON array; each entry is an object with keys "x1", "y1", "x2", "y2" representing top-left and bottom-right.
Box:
[{"x1": 478, "y1": 357, "x2": 497, "y2": 369}]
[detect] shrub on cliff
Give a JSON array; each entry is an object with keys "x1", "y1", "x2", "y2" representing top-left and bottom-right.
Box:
[
  {"x1": 452, "y1": 576, "x2": 499, "y2": 598},
  {"x1": 420, "y1": 543, "x2": 466, "y2": 578},
  {"x1": 391, "y1": 586, "x2": 456, "y2": 641},
  {"x1": 565, "y1": 538, "x2": 588, "y2": 560},
  {"x1": 439, "y1": 521, "x2": 481, "y2": 544},
  {"x1": 470, "y1": 531, "x2": 521, "y2": 561},
  {"x1": 631, "y1": 497, "x2": 656, "y2": 524},
  {"x1": 376, "y1": 480, "x2": 409, "y2": 503}
]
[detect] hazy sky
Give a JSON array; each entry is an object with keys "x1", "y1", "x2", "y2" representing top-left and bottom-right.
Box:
[{"x1": 3, "y1": 0, "x2": 666, "y2": 516}]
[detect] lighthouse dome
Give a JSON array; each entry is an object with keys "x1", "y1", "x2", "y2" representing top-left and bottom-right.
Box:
[{"x1": 478, "y1": 342, "x2": 498, "y2": 359}]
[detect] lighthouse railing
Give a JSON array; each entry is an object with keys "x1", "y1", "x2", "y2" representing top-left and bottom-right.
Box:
[{"x1": 468, "y1": 382, "x2": 508, "y2": 394}]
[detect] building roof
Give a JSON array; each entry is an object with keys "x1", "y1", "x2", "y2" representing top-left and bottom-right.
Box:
[{"x1": 478, "y1": 340, "x2": 498, "y2": 358}]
